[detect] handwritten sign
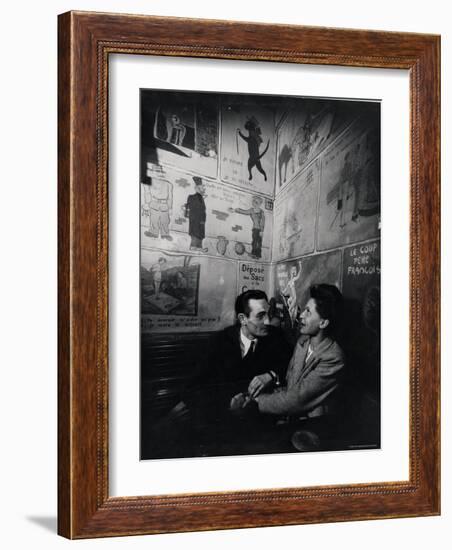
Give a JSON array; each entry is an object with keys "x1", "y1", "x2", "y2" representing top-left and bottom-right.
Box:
[{"x1": 342, "y1": 240, "x2": 380, "y2": 302}]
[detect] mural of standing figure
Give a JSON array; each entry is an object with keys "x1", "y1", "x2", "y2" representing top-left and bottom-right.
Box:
[
  {"x1": 166, "y1": 114, "x2": 186, "y2": 146},
  {"x1": 142, "y1": 175, "x2": 173, "y2": 240},
  {"x1": 269, "y1": 263, "x2": 299, "y2": 346},
  {"x1": 231, "y1": 195, "x2": 266, "y2": 259},
  {"x1": 237, "y1": 116, "x2": 270, "y2": 181},
  {"x1": 185, "y1": 176, "x2": 208, "y2": 253},
  {"x1": 328, "y1": 151, "x2": 353, "y2": 230},
  {"x1": 149, "y1": 257, "x2": 167, "y2": 300}
]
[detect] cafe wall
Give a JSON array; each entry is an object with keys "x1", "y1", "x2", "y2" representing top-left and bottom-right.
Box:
[
  {"x1": 140, "y1": 90, "x2": 381, "y2": 345},
  {"x1": 140, "y1": 91, "x2": 275, "y2": 334},
  {"x1": 271, "y1": 101, "x2": 381, "y2": 393}
]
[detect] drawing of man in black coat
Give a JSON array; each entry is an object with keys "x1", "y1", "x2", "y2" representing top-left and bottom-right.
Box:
[{"x1": 185, "y1": 176, "x2": 208, "y2": 253}]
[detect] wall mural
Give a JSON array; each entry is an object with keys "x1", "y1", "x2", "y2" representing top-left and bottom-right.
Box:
[
  {"x1": 141, "y1": 249, "x2": 238, "y2": 333},
  {"x1": 272, "y1": 160, "x2": 319, "y2": 261},
  {"x1": 220, "y1": 98, "x2": 276, "y2": 197},
  {"x1": 140, "y1": 90, "x2": 380, "y2": 335},
  {"x1": 141, "y1": 90, "x2": 219, "y2": 179},
  {"x1": 141, "y1": 164, "x2": 273, "y2": 262},
  {"x1": 276, "y1": 100, "x2": 353, "y2": 191},
  {"x1": 317, "y1": 117, "x2": 380, "y2": 250}
]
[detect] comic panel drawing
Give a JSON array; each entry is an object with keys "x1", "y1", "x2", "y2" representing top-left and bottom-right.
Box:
[
  {"x1": 220, "y1": 98, "x2": 276, "y2": 197},
  {"x1": 237, "y1": 262, "x2": 270, "y2": 295},
  {"x1": 141, "y1": 249, "x2": 237, "y2": 333},
  {"x1": 317, "y1": 112, "x2": 381, "y2": 251},
  {"x1": 141, "y1": 165, "x2": 273, "y2": 262},
  {"x1": 272, "y1": 161, "x2": 319, "y2": 262},
  {"x1": 141, "y1": 90, "x2": 218, "y2": 179},
  {"x1": 141, "y1": 252, "x2": 200, "y2": 316},
  {"x1": 276, "y1": 99, "x2": 360, "y2": 191}
]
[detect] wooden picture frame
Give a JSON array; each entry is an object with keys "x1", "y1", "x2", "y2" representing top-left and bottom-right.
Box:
[{"x1": 58, "y1": 11, "x2": 440, "y2": 539}]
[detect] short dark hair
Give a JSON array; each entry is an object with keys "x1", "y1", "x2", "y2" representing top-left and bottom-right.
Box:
[
  {"x1": 310, "y1": 284, "x2": 343, "y2": 335},
  {"x1": 235, "y1": 290, "x2": 269, "y2": 317}
]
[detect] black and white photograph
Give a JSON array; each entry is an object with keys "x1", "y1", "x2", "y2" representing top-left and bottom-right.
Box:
[{"x1": 140, "y1": 90, "x2": 381, "y2": 460}]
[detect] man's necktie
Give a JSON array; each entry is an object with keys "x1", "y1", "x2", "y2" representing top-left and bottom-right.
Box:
[{"x1": 245, "y1": 340, "x2": 256, "y2": 359}]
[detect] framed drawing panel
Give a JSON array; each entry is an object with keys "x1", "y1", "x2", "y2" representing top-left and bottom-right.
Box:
[{"x1": 58, "y1": 11, "x2": 440, "y2": 538}]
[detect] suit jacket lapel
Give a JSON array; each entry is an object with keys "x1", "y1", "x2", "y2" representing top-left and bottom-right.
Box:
[
  {"x1": 300, "y1": 336, "x2": 333, "y2": 378},
  {"x1": 231, "y1": 325, "x2": 243, "y2": 360},
  {"x1": 288, "y1": 337, "x2": 309, "y2": 385}
]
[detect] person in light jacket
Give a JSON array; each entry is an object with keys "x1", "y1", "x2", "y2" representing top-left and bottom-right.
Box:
[{"x1": 231, "y1": 284, "x2": 345, "y2": 450}]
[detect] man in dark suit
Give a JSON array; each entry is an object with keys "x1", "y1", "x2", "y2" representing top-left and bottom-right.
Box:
[
  {"x1": 185, "y1": 176, "x2": 208, "y2": 253},
  {"x1": 148, "y1": 290, "x2": 292, "y2": 458},
  {"x1": 189, "y1": 290, "x2": 292, "y2": 424}
]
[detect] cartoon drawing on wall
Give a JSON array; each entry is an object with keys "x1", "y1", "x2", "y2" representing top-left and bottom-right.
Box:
[
  {"x1": 283, "y1": 260, "x2": 302, "y2": 322},
  {"x1": 272, "y1": 163, "x2": 319, "y2": 261},
  {"x1": 269, "y1": 262, "x2": 299, "y2": 346},
  {"x1": 318, "y1": 116, "x2": 380, "y2": 250},
  {"x1": 142, "y1": 167, "x2": 173, "y2": 241},
  {"x1": 328, "y1": 151, "x2": 353, "y2": 230},
  {"x1": 327, "y1": 137, "x2": 380, "y2": 232},
  {"x1": 277, "y1": 101, "x2": 357, "y2": 190},
  {"x1": 236, "y1": 116, "x2": 270, "y2": 182},
  {"x1": 141, "y1": 249, "x2": 237, "y2": 333},
  {"x1": 141, "y1": 90, "x2": 218, "y2": 178},
  {"x1": 216, "y1": 236, "x2": 229, "y2": 256},
  {"x1": 154, "y1": 104, "x2": 196, "y2": 154},
  {"x1": 165, "y1": 113, "x2": 187, "y2": 147},
  {"x1": 230, "y1": 195, "x2": 266, "y2": 259},
  {"x1": 220, "y1": 100, "x2": 276, "y2": 197},
  {"x1": 273, "y1": 251, "x2": 342, "y2": 329},
  {"x1": 141, "y1": 165, "x2": 273, "y2": 261},
  {"x1": 184, "y1": 176, "x2": 208, "y2": 253},
  {"x1": 141, "y1": 253, "x2": 200, "y2": 316},
  {"x1": 140, "y1": 181, "x2": 151, "y2": 227},
  {"x1": 352, "y1": 130, "x2": 380, "y2": 221},
  {"x1": 150, "y1": 257, "x2": 167, "y2": 299}
]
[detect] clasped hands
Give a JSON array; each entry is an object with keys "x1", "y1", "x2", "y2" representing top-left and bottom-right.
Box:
[{"x1": 230, "y1": 372, "x2": 273, "y2": 412}]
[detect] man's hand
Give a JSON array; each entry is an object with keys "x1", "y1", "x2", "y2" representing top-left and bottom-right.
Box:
[
  {"x1": 248, "y1": 373, "x2": 274, "y2": 398},
  {"x1": 230, "y1": 392, "x2": 257, "y2": 414},
  {"x1": 230, "y1": 392, "x2": 248, "y2": 412}
]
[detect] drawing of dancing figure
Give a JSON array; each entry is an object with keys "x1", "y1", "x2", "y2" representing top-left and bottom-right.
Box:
[
  {"x1": 283, "y1": 261, "x2": 302, "y2": 322},
  {"x1": 236, "y1": 116, "x2": 270, "y2": 181},
  {"x1": 231, "y1": 195, "x2": 265, "y2": 259}
]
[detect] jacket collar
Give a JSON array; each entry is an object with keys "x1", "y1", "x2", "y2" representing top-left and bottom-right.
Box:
[{"x1": 298, "y1": 335, "x2": 334, "y2": 372}]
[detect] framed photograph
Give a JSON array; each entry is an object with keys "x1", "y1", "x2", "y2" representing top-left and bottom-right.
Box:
[{"x1": 58, "y1": 11, "x2": 440, "y2": 538}]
